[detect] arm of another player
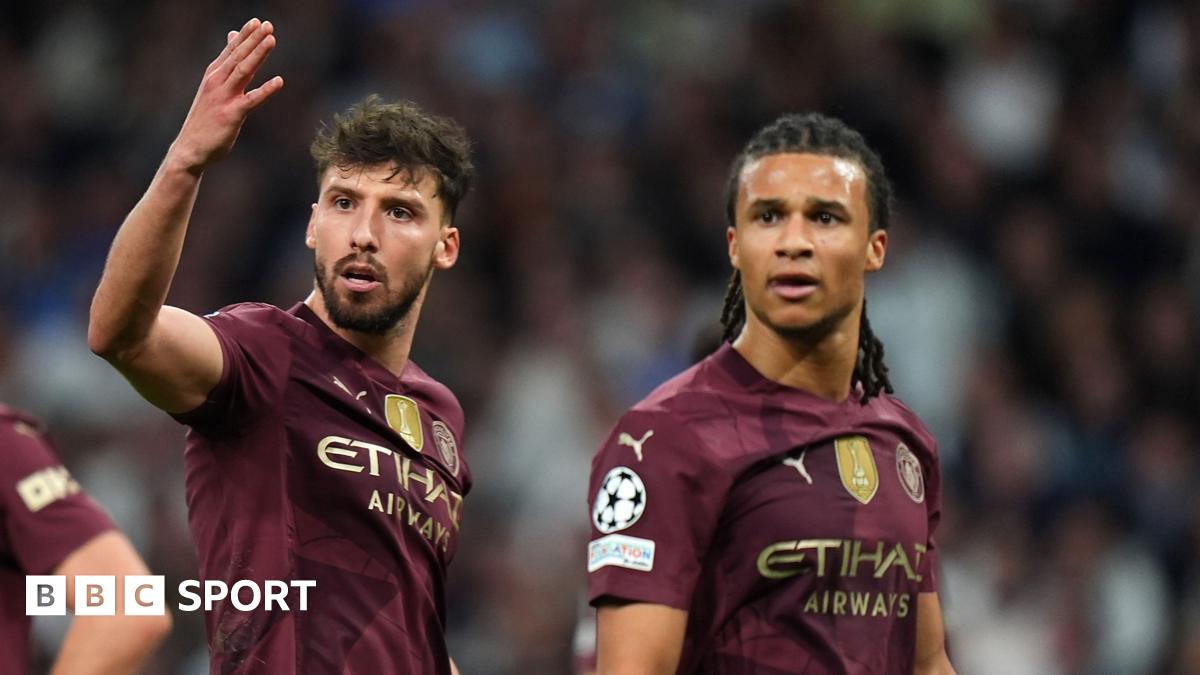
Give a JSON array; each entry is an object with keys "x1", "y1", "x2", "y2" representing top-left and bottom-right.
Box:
[
  {"x1": 49, "y1": 531, "x2": 172, "y2": 675},
  {"x1": 914, "y1": 592, "x2": 956, "y2": 675},
  {"x1": 596, "y1": 602, "x2": 687, "y2": 675},
  {"x1": 87, "y1": 18, "x2": 283, "y2": 414}
]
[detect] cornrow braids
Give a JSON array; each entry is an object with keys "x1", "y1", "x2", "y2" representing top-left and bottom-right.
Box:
[{"x1": 718, "y1": 112, "x2": 896, "y2": 403}]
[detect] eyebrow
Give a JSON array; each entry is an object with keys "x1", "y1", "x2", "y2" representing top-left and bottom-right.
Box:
[
  {"x1": 324, "y1": 184, "x2": 429, "y2": 215},
  {"x1": 747, "y1": 197, "x2": 852, "y2": 214}
]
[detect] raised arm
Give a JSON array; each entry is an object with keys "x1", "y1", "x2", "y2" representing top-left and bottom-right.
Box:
[{"x1": 87, "y1": 18, "x2": 283, "y2": 413}]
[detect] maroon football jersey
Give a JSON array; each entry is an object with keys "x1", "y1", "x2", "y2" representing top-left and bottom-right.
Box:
[
  {"x1": 0, "y1": 406, "x2": 114, "y2": 674},
  {"x1": 587, "y1": 344, "x2": 941, "y2": 674},
  {"x1": 172, "y1": 302, "x2": 470, "y2": 674}
]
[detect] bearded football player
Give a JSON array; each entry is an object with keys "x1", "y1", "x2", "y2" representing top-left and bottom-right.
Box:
[
  {"x1": 587, "y1": 114, "x2": 956, "y2": 674},
  {"x1": 89, "y1": 19, "x2": 472, "y2": 673}
]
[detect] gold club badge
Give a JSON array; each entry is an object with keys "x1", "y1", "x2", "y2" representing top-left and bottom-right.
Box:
[
  {"x1": 835, "y1": 435, "x2": 878, "y2": 504},
  {"x1": 384, "y1": 394, "x2": 424, "y2": 452}
]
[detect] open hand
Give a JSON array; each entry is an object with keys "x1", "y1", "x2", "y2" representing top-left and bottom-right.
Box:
[{"x1": 171, "y1": 18, "x2": 284, "y2": 174}]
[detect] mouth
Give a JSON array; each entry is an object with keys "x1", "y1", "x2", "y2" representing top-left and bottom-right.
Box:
[
  {"x1": 768, "y1": 272, "x2": 819, "y2": 300},
  {"x1": 338, "y1": 263, "x2": 383, "y2": 293}
]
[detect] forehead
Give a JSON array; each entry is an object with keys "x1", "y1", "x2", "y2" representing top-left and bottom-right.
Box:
[
  {"x1": 321, "y1": 162, "x2": 440, "y2": 201},
  {"x1": 738, "y1": 153, "x2": 867, "y2": 208}
]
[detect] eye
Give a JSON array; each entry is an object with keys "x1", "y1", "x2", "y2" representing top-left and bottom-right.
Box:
[
  {"x1": 388, "y1": 206, "x2": 414, "y2": 221},
  {"x1": 814, "y1": 211, "x2": 840, "y2": 224},
  {"x1": 757, "y1": 208, "x2": 782, "y2": 224},
  {"x1": 333, "y1": 197, "x2": 353, "y2": 210}
]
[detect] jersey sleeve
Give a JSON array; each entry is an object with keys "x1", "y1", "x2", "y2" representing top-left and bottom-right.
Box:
[
  {"x1": 170, "y1": 303, "x2": 291, "y2": 435},
  {"x1": 918, "y1": 439, "x2": 942, "y2": 593},
  {"x1": 587, "y1": 409, "x2": 731, "y2": 610},
  {"x1": 0, "y1": 420, "x2": 114, "y2": 575}
]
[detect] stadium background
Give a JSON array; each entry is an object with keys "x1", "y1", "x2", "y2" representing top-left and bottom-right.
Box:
[{"x1": 2, "y1": 1, "x2": 1198, "y2": 673}]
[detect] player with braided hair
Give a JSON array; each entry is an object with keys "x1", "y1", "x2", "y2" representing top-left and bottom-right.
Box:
[{"x1": 585, "y1": 113, "x2": 955, "y2": 674}]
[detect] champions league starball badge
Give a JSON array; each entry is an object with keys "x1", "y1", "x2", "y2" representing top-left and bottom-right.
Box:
[{"x1": 592, "y1": 467, "x2": 647, "y2": 534}]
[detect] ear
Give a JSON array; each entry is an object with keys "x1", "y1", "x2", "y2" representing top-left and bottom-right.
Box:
[
  {"x1": 305, "y1": 204, "x2": 317, "y2": 250},
  {"x1": 864, "y1": 228, "x2": 888, "y2": 272},
  {"x1": 727, "y1": 226, "x2": 740, "y2": 270},
  {"x1": 434, "y1": 226, "x2": 460, "y2": 270}
]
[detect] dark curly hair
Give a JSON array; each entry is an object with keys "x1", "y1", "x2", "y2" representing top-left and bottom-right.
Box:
[
  {"x1": 719, "y1": 112, "x2": 895, "y2": 402},
  {"x1": 310, "y1": 95, "x2": 475, "y2": 222}
]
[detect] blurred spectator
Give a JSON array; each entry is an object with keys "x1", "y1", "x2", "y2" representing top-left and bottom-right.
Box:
[{"x1": 1, "y1": 1, "x2": 1196, "y2": 672}]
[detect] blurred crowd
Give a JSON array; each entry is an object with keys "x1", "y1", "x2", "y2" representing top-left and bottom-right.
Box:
[{"x1": 2, "y1": 0, "x2": 1199, "y2": 673}]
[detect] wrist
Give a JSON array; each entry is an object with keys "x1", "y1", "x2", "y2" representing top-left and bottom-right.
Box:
[{"x1": 163, "y1": 143, "x2": 209, "y2": 178}]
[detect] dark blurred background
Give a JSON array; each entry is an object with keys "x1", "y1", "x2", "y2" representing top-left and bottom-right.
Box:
[{"x1": 2, "y1": 1, "x2": 1199, "y2": 673}]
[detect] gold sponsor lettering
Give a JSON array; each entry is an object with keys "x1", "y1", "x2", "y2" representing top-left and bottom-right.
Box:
[
  {"x1": 804, "y1": 593, "x2": 820, "y2": 613},
  {"x1": 757, "y1": 538, "x2": 926, "y2": 582},
  {"x1": 850, "y1": 540, "x2": 884, "y2": 577},
  {"x1": 317, "y1": 436, "x2": 363, "y2": 472},
  {"x1": 872, "y1": 594, "x2": 889, "y2": 617},
  {"x1": 801, "y1": 590, "x2": 914, "y2": 618},
  {"x1": 832, "y1": 591, "x2": 848, "y2": 615},
  {"x1": 317, "y1": 435, "x2": 464, "y2": 530},
  {"x1": 367, "y1": 489, "x2": 451, "y2": 553},
  {"x1": 879, "y1": 542, "x2": 918, "y2": 581},
  {"x1": 755, "y1": 539, "x2": 842, "y2": 579},
  {"x1": 897, "y1": 593, "x2": 910, "y2": 618},
  {"x1": 850, "y1": 592, "x2": 870, "y2": 615}
]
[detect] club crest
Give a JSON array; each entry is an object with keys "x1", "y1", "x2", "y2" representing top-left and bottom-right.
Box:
[
  {"x1": 895, "y1": 443, "x2": 925, "y2": 503},
  {"x1": 432, "y1": 421, "x2": 460, "y2": 476},
  {"x1": 834, "y1": 435, "x2": 878, "y2": 504},
  {"x1": 384, "y1": 394, "x2": 424, "y2": 452}
]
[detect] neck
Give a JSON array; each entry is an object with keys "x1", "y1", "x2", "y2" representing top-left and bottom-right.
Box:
[
  {"x1": 303, "y1": 290, "x2": 421, "y2": 376},
  {"x1": 733, "y1": 304, "x2": 860, "y2": 402}
]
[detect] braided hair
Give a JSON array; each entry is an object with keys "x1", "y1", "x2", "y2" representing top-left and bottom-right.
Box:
[{"x1": 720, "y1": 113, "x2": 894, "y2": 403}]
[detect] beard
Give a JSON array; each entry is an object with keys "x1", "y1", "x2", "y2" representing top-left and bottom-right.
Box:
[{"x1": 313, "y1": 253, "x2": 434, "y2": 335}]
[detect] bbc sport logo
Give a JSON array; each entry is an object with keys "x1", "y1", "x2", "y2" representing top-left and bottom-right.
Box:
[{"x1": 26, "y1": 576, "x2": 316, "y2": 616}]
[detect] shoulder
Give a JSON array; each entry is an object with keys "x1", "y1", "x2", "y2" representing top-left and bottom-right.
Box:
[
  {"x1": 0, "y1": 405, "x2": 48, "y2": 449},
  {"x1": 602, "y1": 357, "x2": 740, "y2": 466},
  {"x1": 632, "y1": 355, "x2": 734, "y2": 424},
  {"x1": 0, "y1": 406, "x2": 60, "y2": 482},
  {"x1": 204, "y1": 302, "x2": 297, "y2": 334},
  {"x1": 404, "y1": 361, "x2": 465, "y2": 433},
  {"x1": 872, "y1": 394, "x2": 938, "y2": 459}
]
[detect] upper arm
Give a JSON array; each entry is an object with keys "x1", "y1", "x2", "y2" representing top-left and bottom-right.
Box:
[
  {"x1": 102, "y1": 305, "x2": 223, "y2": 414},
  {"x1": 915, "y1": 592, "x2": 955, "y2": 675},
  {"x1": 596, "y1": 602, "x2": 688, "y2": 675},
  {"x1": 587, "y1": 411, "x2": 730, "y2": 610},
  {"x1": 54, "y1": 531, "x2": 151, "y2": 611}
]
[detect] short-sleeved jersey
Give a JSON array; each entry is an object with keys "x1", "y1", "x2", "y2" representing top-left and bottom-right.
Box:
[
  {"x1": 172, "y1": 302, "x2": 470, "y2": 674},
  {"x1": 587, "y1": 344, "x2": 942, "y2": 674},
  {"x1": 0, "y1": 406, "x2": 114, "y2": 674}
]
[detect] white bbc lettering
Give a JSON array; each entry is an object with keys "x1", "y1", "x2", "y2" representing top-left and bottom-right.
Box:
[
  {"x1": 74, "y1": 575, "x2": 116, "y2": 615},
  {"x1": 26, "y1": 575, "x2": 65, "y2": 616},
  {"x1": 124, "y1": 575, "x2": 166, "y2": 616}
]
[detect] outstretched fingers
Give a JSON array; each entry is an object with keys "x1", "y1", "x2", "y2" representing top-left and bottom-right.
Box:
[
  {"x1": 212, "y1": 19, "x2": 273, "y2": 88},
  {"x1": 229, "y1": 29, "x2": 277, "y2": 94},
  {"x1": 244, "y1": 75, "x2": 284, "y2": 111},
  {"x1": 207, "y1": 18, "x2": 259, "y2": 75}
]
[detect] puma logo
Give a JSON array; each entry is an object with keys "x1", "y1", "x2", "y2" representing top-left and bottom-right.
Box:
[
  {"x1": 333, "y1": 376, "x2": 371, "y2": 415},
  {"x1": 783, "y1": 452, "x2": 813, "y2": 485},
  {"x1": 618, "y1": 430, "x2": 654, "y2": 462}
]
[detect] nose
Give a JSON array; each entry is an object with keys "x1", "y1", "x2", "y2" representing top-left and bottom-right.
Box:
[
  {"x1": 775, "y1": 216, "x2": 814, "y2": 260},
  {"x1": 349, "y1": 211, "x2": 379, "y2": 253}
]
